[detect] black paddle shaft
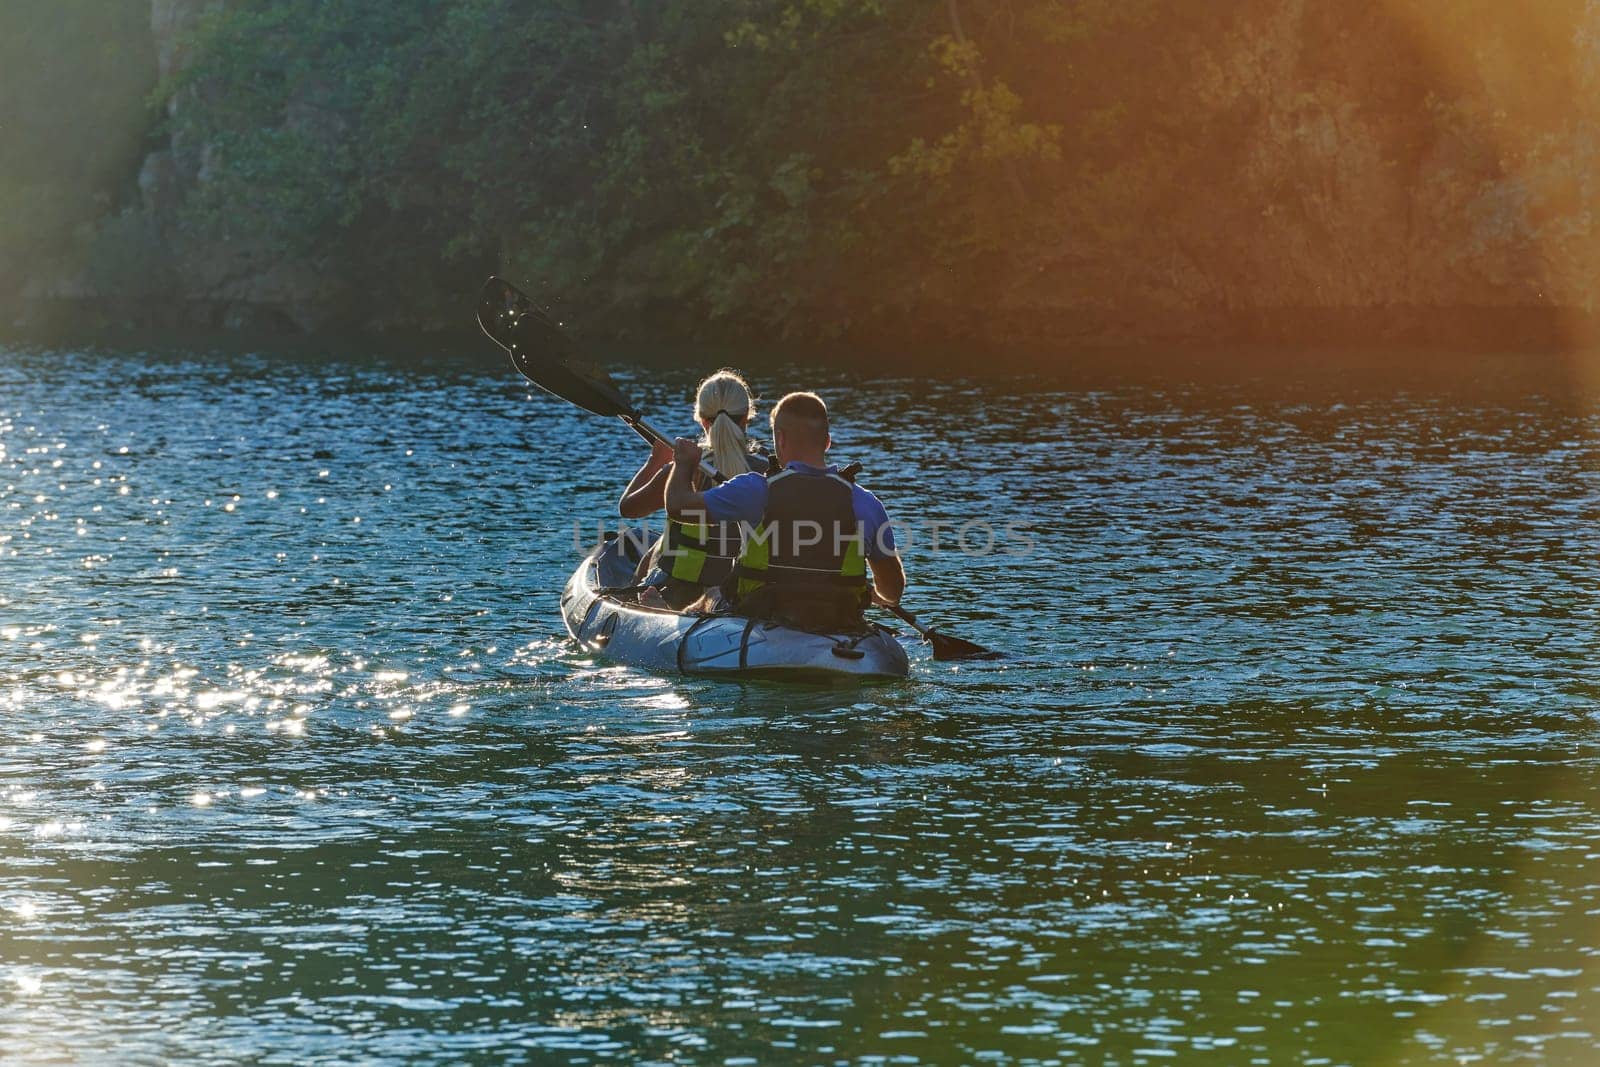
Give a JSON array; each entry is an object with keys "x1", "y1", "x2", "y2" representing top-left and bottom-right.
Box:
[{"x1": 476, "y1": 277, "x2": 711, "y2": 470}]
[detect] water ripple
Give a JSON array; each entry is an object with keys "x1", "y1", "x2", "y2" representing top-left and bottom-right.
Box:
[{"x1": 1, "y1": 346, "x2": 1597, "y2": 1064}]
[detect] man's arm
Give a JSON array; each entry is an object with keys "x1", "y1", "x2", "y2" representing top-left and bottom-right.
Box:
[
  {"x1": 664, "y1": 437, "x2": 710, "y2": 522},
  {"x1": 868, "y1": 554, "x2": 905, "y2": 606},
  {"x1": 855, "y1": 486, "x2": 904, "y2": 605}
]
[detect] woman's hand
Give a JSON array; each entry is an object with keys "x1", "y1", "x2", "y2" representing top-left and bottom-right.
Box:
[
  {"x1": 620, "y1": 440, "x2": 677, "y2": 518},
  {"x1": 672, "y1": 437, "x2": 702, "y2": 471}
]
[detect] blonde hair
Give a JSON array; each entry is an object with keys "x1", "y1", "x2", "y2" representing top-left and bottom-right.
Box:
[{"x1": 695, "y1": 369, "x2": 755, "y2": 478}]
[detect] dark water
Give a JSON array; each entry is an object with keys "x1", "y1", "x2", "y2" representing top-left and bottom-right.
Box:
[{"x1": 2, "y1": 345, "x2": 1598, "y2": 1065}]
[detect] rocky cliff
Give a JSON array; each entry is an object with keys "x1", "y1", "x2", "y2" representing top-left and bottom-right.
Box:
[
  {"x1": 18, "y1": 0, "x2": 1600, "y2": 350},
  {"x1": 974, "y1": 0, "x2": 1600, "y2": 349}
]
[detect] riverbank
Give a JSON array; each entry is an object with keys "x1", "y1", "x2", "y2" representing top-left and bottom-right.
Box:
[{"x1": 8, "y1": 295, "x2": 1599, "y2": 369}]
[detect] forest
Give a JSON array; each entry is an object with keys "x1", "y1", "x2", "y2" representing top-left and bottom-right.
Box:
[{"x1": 3, "y1": 0, "x2": 1597, "y2": 349}]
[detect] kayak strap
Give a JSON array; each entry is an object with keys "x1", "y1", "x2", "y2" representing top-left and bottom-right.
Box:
[
  {"x1": 677, "y1": 614, "x2": 719, "y2": 673},
  {"x1": 738, "y1": 616, "x2": 759, "y2": 670}
]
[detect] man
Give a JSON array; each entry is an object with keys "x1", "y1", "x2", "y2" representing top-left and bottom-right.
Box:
[{"x1": 665, "y1": 391, "x2": 905, "y2": 628}]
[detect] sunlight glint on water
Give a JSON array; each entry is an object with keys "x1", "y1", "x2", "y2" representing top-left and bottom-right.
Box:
[{"x1": 0, "y1": 345, "x2": 1598, "y2": 1064}]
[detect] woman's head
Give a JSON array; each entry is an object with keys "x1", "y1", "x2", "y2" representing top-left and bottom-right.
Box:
[{"x1": 695, "y1": 369, "x2": 755, "y2": 478}]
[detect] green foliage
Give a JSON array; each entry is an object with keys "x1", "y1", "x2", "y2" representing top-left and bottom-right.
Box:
[
  {"x1": 12, "y1": 0, "x2": 1578, "y2": 342},
  {"x1": 159, "y1": 0, "x2": 1085, "y2": 336}
]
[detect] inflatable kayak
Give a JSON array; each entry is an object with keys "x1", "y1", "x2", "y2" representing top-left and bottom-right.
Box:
[{"x1": 561, "y1": 529, "x2": 910, "y2": 680}]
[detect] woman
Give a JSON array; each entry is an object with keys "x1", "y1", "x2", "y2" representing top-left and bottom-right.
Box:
[{"x1": 619, "y1": 370, "x2": 761, "y2": 610}]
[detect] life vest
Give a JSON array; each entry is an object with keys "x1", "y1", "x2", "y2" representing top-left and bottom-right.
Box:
[
  {"x1": 661, "y1": 515, "x2": 741, "y2": 586},
  {"x1": 731, "y1": 466, "x2": 869, "y2": 627},
  {"x1": 657, "y1": 446, "x2": 772, "y2": 589}
]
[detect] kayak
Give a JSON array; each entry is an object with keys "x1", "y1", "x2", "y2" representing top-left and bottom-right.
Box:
[{"x1": 560, "y1": 529, "x2": 911, "y2": 680}]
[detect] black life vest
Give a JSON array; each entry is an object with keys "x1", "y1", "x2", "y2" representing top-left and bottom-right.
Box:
[{"x1": 731, "y1": 466, "x2": 870, "y2": 628}]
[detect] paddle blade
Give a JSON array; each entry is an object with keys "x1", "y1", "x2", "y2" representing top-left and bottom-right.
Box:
[
  {"x1": 927, "y1": 629, "x2": 1004, "y2": 662},
  {"x1": 883, "y1": 602, "x2": 1002, "y2": 662},
  {"x1": 476, "y1": 277, "x2": 639, "y2": 420}
]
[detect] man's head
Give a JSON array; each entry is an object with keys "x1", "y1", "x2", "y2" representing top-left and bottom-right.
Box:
[{"x1": 770, "y1": 391, "x2": 831, "y2": 467}]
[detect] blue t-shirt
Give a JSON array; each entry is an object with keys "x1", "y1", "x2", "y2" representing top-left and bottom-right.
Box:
[{"x1": 702, "y1": 462, "x2": 897, "y2": 560}]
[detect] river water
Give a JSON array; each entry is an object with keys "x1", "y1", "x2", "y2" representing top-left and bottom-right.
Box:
[{"x1": 1, "y1": 344, "x2": 1597, "y2": 1065}]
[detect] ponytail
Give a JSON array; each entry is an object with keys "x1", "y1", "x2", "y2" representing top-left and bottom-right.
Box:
[{"x1": 695, "y1": 369, "x2": 756, "y2": 479}]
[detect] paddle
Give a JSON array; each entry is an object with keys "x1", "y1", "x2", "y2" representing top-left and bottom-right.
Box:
[
  {"x1": 476, "y1": 276, "x2": 718, "y2": 480},
  {"x1": 882, "y1": 602, "x2": 1003, "y2": 661},
  {"x1": 480, "y1": 276, "x2": 998, "y2": 660}
]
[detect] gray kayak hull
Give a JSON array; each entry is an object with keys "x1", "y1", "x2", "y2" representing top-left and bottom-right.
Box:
[{"x1": 560, "y1": 530, "x2": 910, "y2": 680}]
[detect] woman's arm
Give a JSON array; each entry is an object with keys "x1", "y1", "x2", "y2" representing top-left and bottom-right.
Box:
[{"x1": 619, "y1": 440, "x2": 674, "y2": 518}]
